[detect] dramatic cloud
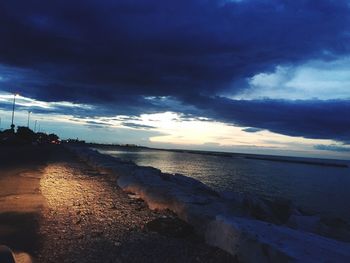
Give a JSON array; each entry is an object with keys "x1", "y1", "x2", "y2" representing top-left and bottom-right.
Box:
[
  {"x1": 235, "y1": 58, "x2": 350, "y2": 100},
  {"x1": 0, "y1": 0, "x2": 349, "y2": 144},
  {"x1": 185, "y1": 96, "x2": 350, "y2": 143}
]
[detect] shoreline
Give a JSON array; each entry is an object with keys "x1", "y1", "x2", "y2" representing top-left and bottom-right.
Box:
[
  {"x1": 0, "y1": 145, "x2": 233, "y2": 262},
  {"x1": 96, "y1": 145, "x2": 350, "y2": 223},
  {"x1": 1, "y1": 144, "x2": 350, "y2": 262},
  {"x1": 70, "y1": 145, "x2": 350, "y2": 262},
  {"x1": 90, "y1": 144, "x2": 349, "y2": 168}
]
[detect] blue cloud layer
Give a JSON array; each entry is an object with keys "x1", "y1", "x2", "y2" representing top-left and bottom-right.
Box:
[
  {"x1": 184, "y1": 96, "x2": 350, "y2": 143},
  {"x1": 0, "y1": 0, "x2": 349, "y2": 142}
]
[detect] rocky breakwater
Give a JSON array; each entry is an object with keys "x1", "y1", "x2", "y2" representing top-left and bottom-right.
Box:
[{"x1": 68, "y1": 146, "x2": 350, "y2": 263}]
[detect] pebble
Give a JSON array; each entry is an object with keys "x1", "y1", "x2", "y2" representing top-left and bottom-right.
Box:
[{"x1": 36, "y1": 157, "x2": 234, "y2": 263}]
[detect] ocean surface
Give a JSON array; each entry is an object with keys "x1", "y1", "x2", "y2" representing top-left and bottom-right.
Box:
[{"x1": 96, "y1": 147, "x2": 350, "y2": 221}]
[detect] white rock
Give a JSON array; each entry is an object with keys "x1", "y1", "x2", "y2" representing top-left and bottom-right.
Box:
[
  {"x1": 205, "y1": 215, "x2": 350, "y2": 263},
  {"x1": 68, "y1": 146, "x2": 350, "y2": 262},
  {"x1": 287, "y1": 215, "x2": 321, "y2": 233}
]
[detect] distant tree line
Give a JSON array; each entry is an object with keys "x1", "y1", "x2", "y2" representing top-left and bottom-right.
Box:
[{"x1": 0, "y1": 126, "x2": 60, "y2": 146}]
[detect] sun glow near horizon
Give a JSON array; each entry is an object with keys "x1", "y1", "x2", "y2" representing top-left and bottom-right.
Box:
[{"x1": 0, "y1": 92, "x2": 349, "y2": 160}]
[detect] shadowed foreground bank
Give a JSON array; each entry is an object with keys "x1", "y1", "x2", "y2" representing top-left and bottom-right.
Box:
[{"x1": 0, "y1": 146, "x2": 234, "y2": 262}]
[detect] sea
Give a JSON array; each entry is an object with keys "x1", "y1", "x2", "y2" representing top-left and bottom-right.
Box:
[{"x1": 96, "y1": 147, "x2": 350, "y2": 221}]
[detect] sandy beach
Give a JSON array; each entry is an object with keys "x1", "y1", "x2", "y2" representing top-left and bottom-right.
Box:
[{"x1": 0, "y1": 146, "x2": 233, "y2": 262}]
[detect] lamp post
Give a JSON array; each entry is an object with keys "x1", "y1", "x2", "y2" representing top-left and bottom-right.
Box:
[
  {"x1": 27, "y1": 111, "x2": 31, "y2": 128},
  {"x1": 10, "y1": 93, "x2": 18, "y2": 131}
]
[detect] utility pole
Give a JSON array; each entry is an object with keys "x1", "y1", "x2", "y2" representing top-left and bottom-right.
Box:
[{"x1": 27, "y1": 111, "x2": 31, "y2": 128}]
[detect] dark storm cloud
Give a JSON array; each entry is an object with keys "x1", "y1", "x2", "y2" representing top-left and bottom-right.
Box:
[
  {"x1": 0, "y1": 0, "x2": 350, "y2": 142},
  {"x1": 1, "y1": 0, "x2": 349, "y2": 100},
  {"x1": 185, "y1": 96, "x2": 350, "y2": 143}
]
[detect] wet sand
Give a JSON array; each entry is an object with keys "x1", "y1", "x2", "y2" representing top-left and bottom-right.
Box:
[{"x1": 0, "y1": 146, "x2": 234, "y2": 262}]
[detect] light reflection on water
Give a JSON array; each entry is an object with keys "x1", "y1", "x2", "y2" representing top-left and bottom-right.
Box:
[{"x1": 98, "y1": 148, "x2": 350, "y2": 221}]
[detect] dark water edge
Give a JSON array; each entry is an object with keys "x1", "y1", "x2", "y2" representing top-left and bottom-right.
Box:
[
  {"x1": 93, "y1": 145, "x2": 350, "y2": 222},
  {"x1": 89, "y1": 144, "x2": 349, "y2": 168},
  {"x1": 155, "y1": 149, "x2": 349, "y2": 168}
]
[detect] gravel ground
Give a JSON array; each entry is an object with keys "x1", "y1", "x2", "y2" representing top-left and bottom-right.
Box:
[{"x1": 36, "y1": 148, "x2": 235, "y2": 263}]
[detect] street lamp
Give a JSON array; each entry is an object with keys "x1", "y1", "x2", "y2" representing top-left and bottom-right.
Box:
[
  {"x1": 27, "y1": 111, "x2": 31, "y2": 128},
  {"x1": 10, "y1": 93, "x2": 18, "y2": 131}
]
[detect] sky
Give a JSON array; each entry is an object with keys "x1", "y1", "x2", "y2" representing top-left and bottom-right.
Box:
[{"x1": 0, "y1": 0, "x2": 350, "y2": 159}]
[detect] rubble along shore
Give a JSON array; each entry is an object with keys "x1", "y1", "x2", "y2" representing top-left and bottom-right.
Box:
[
  {"x1": 0, "y1": 145, "x2": 234, "y2": 262},
  {"x1": 68, "y1": 145, "x2": 350, "y2": 263}
]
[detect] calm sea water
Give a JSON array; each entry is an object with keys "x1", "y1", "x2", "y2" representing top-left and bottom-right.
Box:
[{"x1": 97, "y1": 148, "x2": 350, "y2": 221}]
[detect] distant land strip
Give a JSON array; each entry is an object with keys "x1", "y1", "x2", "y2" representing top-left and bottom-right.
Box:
[{"x1": 244, "y1": 156, "x2": 348, "y2": 168}]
